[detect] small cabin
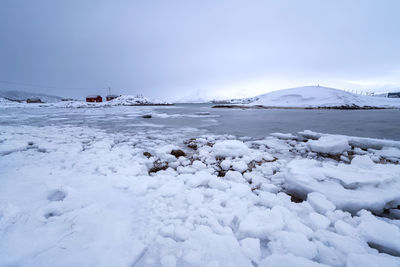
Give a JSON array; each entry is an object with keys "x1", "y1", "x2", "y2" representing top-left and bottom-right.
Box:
[
  {"x1": 26, "y1": 98, "x2": 43, "y2": 103},
  {"x1": 86, "y1": 95, "x2": 103, "y2": 102},
  {"x1": 106, "y1": 94, "x2": 119, "y2": 101}
]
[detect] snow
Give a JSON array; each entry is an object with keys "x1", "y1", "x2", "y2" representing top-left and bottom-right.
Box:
[
  {"x1": 0, "y1": 94, "x2": 170, "y2": 108},
  {"x1": 285, "y1": 157, "x2": 400, "y2": 213},
  {"x1": 238, "y1": 208, "x2": 285, "y2": 239},
  {"x1": 308, "y1": 135, "x2": 350, "y2": 155},
  {"x1": 1, "y1": 106, "x2": 400, "y2": 266},
  {"x1": 212, "y1": 140, "x2": 250, "y2": 158},
  {"x1": 0, "y1": 90, "x2": 62, "y2": 103},
  {"x1": 259, "y1": 254, "x2": 329, "y2": 267},
  {"x1": 247, "y1": 85, "x2": 400, "y2": 108},
  {"x1": 307, "y1": 192, "x2": 336, "y2": 214}
]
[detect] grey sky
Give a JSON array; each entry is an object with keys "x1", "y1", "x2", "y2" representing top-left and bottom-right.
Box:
[{"x1": 1, "y1": 0, "x2": 399, "y2": 100}]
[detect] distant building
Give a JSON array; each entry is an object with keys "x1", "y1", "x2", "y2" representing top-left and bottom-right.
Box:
[
  {"x1": 26, "y1": 98, "x2": 43, "y2": 103},
  {"x1": 86, "y1": 95, "x2": 103, "y2": 102},
  {"x1": 106, "y1": 94, "x2": 119, "y2": 101},
  {"x1": 388, "y1": 92, "x2": 400, "y2": 98}
]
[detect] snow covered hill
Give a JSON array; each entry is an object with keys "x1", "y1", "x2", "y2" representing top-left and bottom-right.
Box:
[
  {"x1": 0, "y1": 93, "x2": 171, "y2": 108},
  {"x1": 246, "y1": 86, "x2": 400, "y2": 108},
  {"x1": 0, "y1": 90, "x2": 62, "y2": 103},
  {"x1": 50, "y1": 95, "x2": 172, "y2": 108}
]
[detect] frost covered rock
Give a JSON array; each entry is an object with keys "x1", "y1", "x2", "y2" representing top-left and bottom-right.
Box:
[{"x1": 307, "y1": 135, "x2": 350, "y2": 155}]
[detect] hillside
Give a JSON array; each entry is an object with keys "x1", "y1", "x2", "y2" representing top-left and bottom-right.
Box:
[
  {"x1": 247, "y1": 86, "x2": 400, "y2": 108},
  {"x1": 0, "y1": 90, "x2": 62, "y2": 103}
]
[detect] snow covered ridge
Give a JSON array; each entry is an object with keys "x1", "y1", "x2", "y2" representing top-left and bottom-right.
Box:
[
  {"x1": 1, "y1": 123, "x2": 400, "y2": 266},
  {"x1": 226, "y1": 86, "x2": 400, "y2": 109},
  {"x1": 48, "y1": 95, "x2": 171, "y2": 108},
  {"x1": 0, "y1": 94, "x2": 171, "y2": 108},
  {"x1": 0, "y1": 90, "x2": 62, "y2": 103}
]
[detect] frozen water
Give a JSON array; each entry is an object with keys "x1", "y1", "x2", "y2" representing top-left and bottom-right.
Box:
[{"x1": 1, "y1": 105, "x2": 400, "y2": 266}]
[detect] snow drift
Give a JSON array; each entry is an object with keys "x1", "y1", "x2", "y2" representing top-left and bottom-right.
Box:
[{"x1": 247, "y1": 86, "x2": 400, "y2": 108}]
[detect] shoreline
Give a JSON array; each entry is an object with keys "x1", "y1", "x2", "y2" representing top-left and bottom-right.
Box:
[{"x1": 212, "y1": 104, "x2": 395, "y2": 110}]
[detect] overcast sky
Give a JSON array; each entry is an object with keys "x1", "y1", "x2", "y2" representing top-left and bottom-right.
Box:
[{"x1": 1, "y1": 0, "x2": 399, "y2": 100}]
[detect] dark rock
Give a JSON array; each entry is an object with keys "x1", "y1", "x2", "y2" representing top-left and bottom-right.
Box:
[
  {"x1": 142, "y1": 115, "x2": 152, "y2": 119},
  {"x1": 143, "y1": 152, "x2": 152, "y2": 158},
  {"x1": 184, "y1": 138, "x2": 198, "y2": 150},
  {"x1": 149, "y1": 160, "x2": 168, "y2": 173},
  {"x1": 171, "y1": 149, "x2": 186, "y2": 158}
]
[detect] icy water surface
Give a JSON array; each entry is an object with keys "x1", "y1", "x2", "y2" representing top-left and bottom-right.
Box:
[
  {"x1": 2, "y1": 104, "x2": 400, "y2": 266},
  {"x1": 1, "y1": 104, "x2": 400, "y2": 140}
]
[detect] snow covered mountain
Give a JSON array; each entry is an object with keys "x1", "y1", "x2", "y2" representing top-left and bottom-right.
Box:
[
  {"x1": 246, "y1": 86, "x2": 400, "y2": 108},
  {"x1": 0, "y1": 90, "x2": 62, "y2": 103}
]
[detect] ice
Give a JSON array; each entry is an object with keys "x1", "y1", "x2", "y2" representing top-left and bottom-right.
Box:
[
  {"x1": 238, "y1": 207, "x2": 285, "y2": 239},
  {"x1": 308, "y1": 212, "x2": 331, "y2": 230},
  {"x1": 285, "y1": 158, "x2": 400, "y2": 213},
  {"x1": 358, "y1": 211, "x2": 400, "y2": 257},
  {"x1": 1, "y1": 108, "x2": 400, "y2": 266},
  {"x1": 308, "y1": 135, "x2": 350, "y2": 155},
  {"x1": 347, "y1": 253, "x2": 400, "y2": 267},
  {"x1": 232, "y1": 160, "x2": 248, "y2": 172},
  {"x1": 240, "y1": 238, "x2": 261, "y2": 262},
  {"x1": 259, "y1": 254, "x2": 329, "y2": 267},
  {"x1": 307, "y1": 192, "x2": 336, "y2": 214},
  {"x1": 269, "y1": 231, "x2": 317, "y2": 259},
  {"x1": 212, "y1": 140, "x2": 250, "y2": 158}
]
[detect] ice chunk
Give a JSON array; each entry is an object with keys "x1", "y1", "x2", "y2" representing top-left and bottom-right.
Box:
[
  {"x1": 346, "y1": 253, "x2": 400, "y2": 267},
  {"x1": 358, "y1": 211, "x2": 400, "y2": 256},
  {"x1": 224, "y1": 170, "x2": 244, "y2": 183},
  {"x1": 212, "y1": 140, "x2": 250, "y2": 158},
  {"x1": 238, "y1": 207, "x2": 284, "y2": 239},
  {"x1": 308, "y1": 212, "x2": 330, "y2": 230},
  {"x1": 240, "y1": 238, "x2": 261, "y2": 261},
  {"x1": 285, "y1": 158, "x2": 400, "y2": 213},
  {"x1": 270, "y1": 133, "x2": 297, "y2": 140},
  {"x1": 220, "y1": 159, "x2": 232, "y2": 170},
  {"x1": 351, "y1": 155, "x2": 375, "y2": 169},
  {"x1": 232, "y1": 160, "x2": 248, "y2": 173},
  {"x1": 269, "y1": 231, "x2": 317, "y2": 259},
  {"x1": 259, "y1": 254, "x2": 328, "y2": 267},
  {"x1": 307, "y1": 192, "x2": 336, "y2": 214},
  {"x1": 307, "y1": 135, "x2": 350, "y2": 155}
]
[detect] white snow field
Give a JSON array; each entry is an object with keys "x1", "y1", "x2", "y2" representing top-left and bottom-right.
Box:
[
  {"x1": 0, "y1": 93, "x2": 169, "y2": 108},
  {"x1": 0, "y1": 90, "x2": 62, "y2": 103},
  {"x1": 1, "y1": 106, "x2": 400, "y2": 267},
  {"x1": 247, "y1": 86, "x2": 400, "y2": 108}
]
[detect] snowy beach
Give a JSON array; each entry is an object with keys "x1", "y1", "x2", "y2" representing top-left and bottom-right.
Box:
[{"x1": 1, "y1": 105, "x2": 400, "y2": 266}]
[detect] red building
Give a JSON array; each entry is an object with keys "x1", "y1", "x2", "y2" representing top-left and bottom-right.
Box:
[{"x1": 86, "y1": 95, "x2": 103, "y2": 102}]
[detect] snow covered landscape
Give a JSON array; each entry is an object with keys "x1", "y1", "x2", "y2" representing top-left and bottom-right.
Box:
[
  {"x1": 1, "y1": 102, "x2": 400, "y2": 267},
  {"x1": 2, "y1": 1, "x2": 400, "y2": 266},
  {"x1": 214, "y1": 86, "x2": 400, "y2": 109}
]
